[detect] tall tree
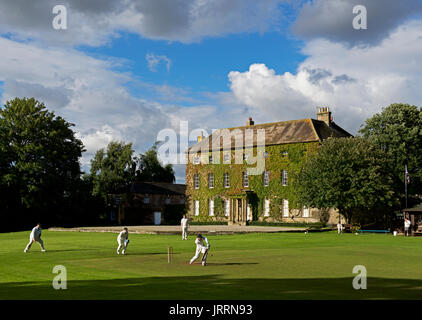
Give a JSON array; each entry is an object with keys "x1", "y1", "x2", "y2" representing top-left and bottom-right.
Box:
[
  {"x1": 359, "y1": 103, "x2": 422, "y2": 197},
  {"x1": 295, "y1": 137, "x2": 398, "y2": 225},
  {"x1": 0, "y1": 97, "x2": 84, "y2": 228},
  {"x1": 90, "y1": 141, "x2": 135, "y2": 201},
  {"x1": 134, "y1": 144, "x2": 175, "y2": 183}
]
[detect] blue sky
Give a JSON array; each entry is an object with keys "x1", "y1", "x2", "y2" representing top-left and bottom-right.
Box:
[
  {"x1": 78, "y1": 30, "x2": 306, "y2": 105},
  {"x1": 0, "y1": 0, "x2": 421, "y2": 182}
]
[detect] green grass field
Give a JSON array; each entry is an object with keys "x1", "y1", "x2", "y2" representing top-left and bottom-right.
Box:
[{"x1": 1, "y1": 230, "x2": 421, "y2": 300}]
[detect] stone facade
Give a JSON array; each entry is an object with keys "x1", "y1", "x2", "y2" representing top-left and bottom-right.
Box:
[
  {"x1": 185, "y1": 108, "x2": 351, "y2": 225},
  {"x1": 112, "y1": 182, "x2": 186, "y2": 225}
]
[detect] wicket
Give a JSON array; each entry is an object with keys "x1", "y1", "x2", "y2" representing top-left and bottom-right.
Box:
[{"x1": 168, "y1": 246, "x2": 173, "y2": 263}]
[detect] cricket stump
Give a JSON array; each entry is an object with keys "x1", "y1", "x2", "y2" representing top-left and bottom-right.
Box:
[{"x1": 168, "y1": 246, "x2": 173, "y2": 263}]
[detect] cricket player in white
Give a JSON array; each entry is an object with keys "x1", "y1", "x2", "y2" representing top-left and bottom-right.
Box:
[
  {"x1": 189, "y1": 234, "x2": 210, "y2": 266},
  {"x1": 404, "y1": 218, "x2": 411, "y2": 237},
  {"x1": 24, "y1": 223, "x2": 45, "y2": 252},
  {"x1": 117, "y1": 227, "x2": 129, "y2": 254},
  {"x1": 181, "y1": 215, "x2": 189, "y2": 240},
  {"x1": 337, "y1": 222, "x2": 343, "y2": 234}
]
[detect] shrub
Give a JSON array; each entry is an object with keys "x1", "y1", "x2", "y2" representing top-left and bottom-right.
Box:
[{"x1": 163, "y1": 204, "x2": 187, "y2": 225}]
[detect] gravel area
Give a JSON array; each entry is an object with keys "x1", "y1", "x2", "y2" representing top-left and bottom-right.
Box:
[{"x1": 48, "y1": 225, "x2": 308, "y2": 235}]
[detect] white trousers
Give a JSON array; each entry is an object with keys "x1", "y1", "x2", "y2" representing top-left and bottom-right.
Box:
[
  {"x1": 190, "y1": 247, "x2": 208, "y2": 264},
  {"x1": 182, "y1": 227, "x2": 188, "y2": 240},
  {"x1": 25, "y1": 238, "x2": 44, "y2": 251},
  {"x1": 117, "y1": 239, "x2": 128, "y2": 253}
]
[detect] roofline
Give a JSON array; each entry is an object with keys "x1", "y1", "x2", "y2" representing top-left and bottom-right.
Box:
[
  {"x1": 186, "y1": 117, "x2": 352, "y2": 153},
  {"x1": 186, "y1": 118, "x2": 316, "y2": 152},
  {"x1": 309, "y1": 118, "x2": 322, "y2": 142},
  {"x1": 224, "y1": 118, "x2": 313, "y2": 131},
  {"x1": 138, "y1": 182, "x2": 186, "y2": 187},
  {"x1": 330, "y1": 121, "x2": 353, "y2": 137}
]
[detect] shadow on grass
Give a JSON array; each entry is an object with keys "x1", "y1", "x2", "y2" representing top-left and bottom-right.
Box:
[
  {"x1": 30, "y1": 250, "x2": 168, "y2": 255},
  {"x1": 40, "y1": 249, "x2": 98, "y2": 253},
  {"x1": 125, "y1": 252, "x2": 167, "y2": 256},
  {"x1": 196, "y1": 262, "x2": 259, "y2": 266},
  {"x1": 1, "y1": 275, "x2": 422, "y2": 300}
]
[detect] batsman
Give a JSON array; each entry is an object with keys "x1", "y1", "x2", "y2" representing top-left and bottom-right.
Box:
[{"x1": 189, "y1": 234, "x2": 210, "y2": 266}]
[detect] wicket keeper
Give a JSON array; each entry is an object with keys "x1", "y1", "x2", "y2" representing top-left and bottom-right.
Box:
[{"x1": 189, "y1": 234, "x2": 210, "y2": 266}]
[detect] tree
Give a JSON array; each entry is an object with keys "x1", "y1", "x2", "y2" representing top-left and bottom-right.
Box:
[
  {"x1": 134, "y1": 144, "x2": 175, "y2": 183},
  {"x1": 295, "y1": 137, "x2": 398, "y2": 225},
  {"x1": 0, "y1": 97, "x2": 84, "y2": 229},
  {"x1": 359, "y1": 103, "x2": 422, "y2": 196},
  {"x1": 90, "y1": 141, "x2": 135, "y2": 201}
]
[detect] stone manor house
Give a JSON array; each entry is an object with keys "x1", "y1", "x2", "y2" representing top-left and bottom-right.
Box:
[{"x1": 185, "y1": 107, "x2": 352, "y2": 225}]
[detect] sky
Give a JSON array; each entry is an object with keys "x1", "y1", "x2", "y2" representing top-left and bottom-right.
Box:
[{"x1": 0, "y1": 0, "x2": 421, "y2": 183}]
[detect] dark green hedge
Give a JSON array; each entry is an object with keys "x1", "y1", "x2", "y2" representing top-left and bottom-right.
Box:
[
  {"x1": 248, "y1": 221, "x2": 326, "y2": 229},
  {"x1": 162, "y1": 204, "x2": 187, "y2": 225}
]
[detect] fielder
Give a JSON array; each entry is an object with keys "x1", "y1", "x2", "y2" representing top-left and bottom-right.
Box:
[
  {"x1": 189, "y1": 234, "x2": 210, "y2": 266},
  {"x1": 117, "y1": 227, "x2": 129, "y2": 255},
  {"x1": 24, "y1": 223, "x2": 45, "y2": 252},
  {"x1": 181, "y1": 214, "x2": 189, "y2": 240},
  {"x1": 404, "y1": 218, "x2": 411, "y2": 237}
]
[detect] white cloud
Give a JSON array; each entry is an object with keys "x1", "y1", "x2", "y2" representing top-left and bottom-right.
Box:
[
  {"x1": 76, "y1": 125, "x2": 123, "y2": 167},
  {"x1": 146, "y1": 53, "x2": 171, "y2": 72},
  {"x1": 0, "y1": 37, "x2": 176, "y2": 172},
  {"x1": 227, "y1": 20, "x2": 422, "y2": 134},
  {"x1": 0, "y1": 0, "x2": 286, "y2": 46},
  {"x1": 0, "y1": 36, "x2": 243, "y2": 181},
  {"x1": 1, "y1": 2, "x2": 421, "y2": 184},
  {"x1": 228, "y1": 64, "x2": 314, "y2": 123},
  {"x1": 293, "y1": 0, "x2": 422, "y2": 46},
  {"x1": 3, "y1": 79, "x2": 71, "y2": 109}
]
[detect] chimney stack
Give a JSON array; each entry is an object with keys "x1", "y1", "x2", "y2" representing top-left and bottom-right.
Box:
[
  {"x1": 317, "y1": 107, "x2": 332, "y2": 126},
  {"x1": 246, "y1": 117, "x2": 255, "y2": 126}
]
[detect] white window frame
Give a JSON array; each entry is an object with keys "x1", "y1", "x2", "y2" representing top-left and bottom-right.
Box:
[
  {"x1": 209, "y1": 199, "x2": 214, "y2": 216},
  {"x1": 243, "y1": 171, "x2": 249, "y2": 188},
  {"x1": 282, "y1": 170, "x2": 288, "y2": 186},
  {"x1": 303, "y1": 206, "x2": 310, "y2": 218},
  {"x1": 194, "y1": 200, "x2": 200, "y2": 216},
  {"x1": 208, "y1": 173, "x2": 214, "y2": 189},
  {"x1": 263, "y1": 170, "x2": 269, "y2": 187},
  {"x1": 225, "y1": 200, "x2": 230, "y2": 217},
  {"x1": 194, "y1": 173, "x2": 199, "y2": 189},
  {"x1": 247, "y1": 204, "x2": 252, "y2": 221},
  {"x1": 283, "y1": 199, "x2": 289, "y2": 217},
  {"x1": 264, "y1": 199, "x2": 270, "y2": 217},
  {"x1": 224, "y1": 172, "x2": 230, "y2": 188},
  {"x1": 193, "y1": 156, "x2": 200, "y2": 165},
  {"x1": 223, "y1": 153, "x2": 230, "y2": 163}
]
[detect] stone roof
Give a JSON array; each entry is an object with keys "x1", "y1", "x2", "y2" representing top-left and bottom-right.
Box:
[
  {"x1": 188, "y1": 118, "x2": 352, "y2": 153},
  {"x1": 403, "y1": 203, "x2": 422, "y2": 212}
]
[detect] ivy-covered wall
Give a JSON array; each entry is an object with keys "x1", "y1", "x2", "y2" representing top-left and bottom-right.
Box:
[{"x1": 185, "y1": 141, "x2": 321, "y2": 222}]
